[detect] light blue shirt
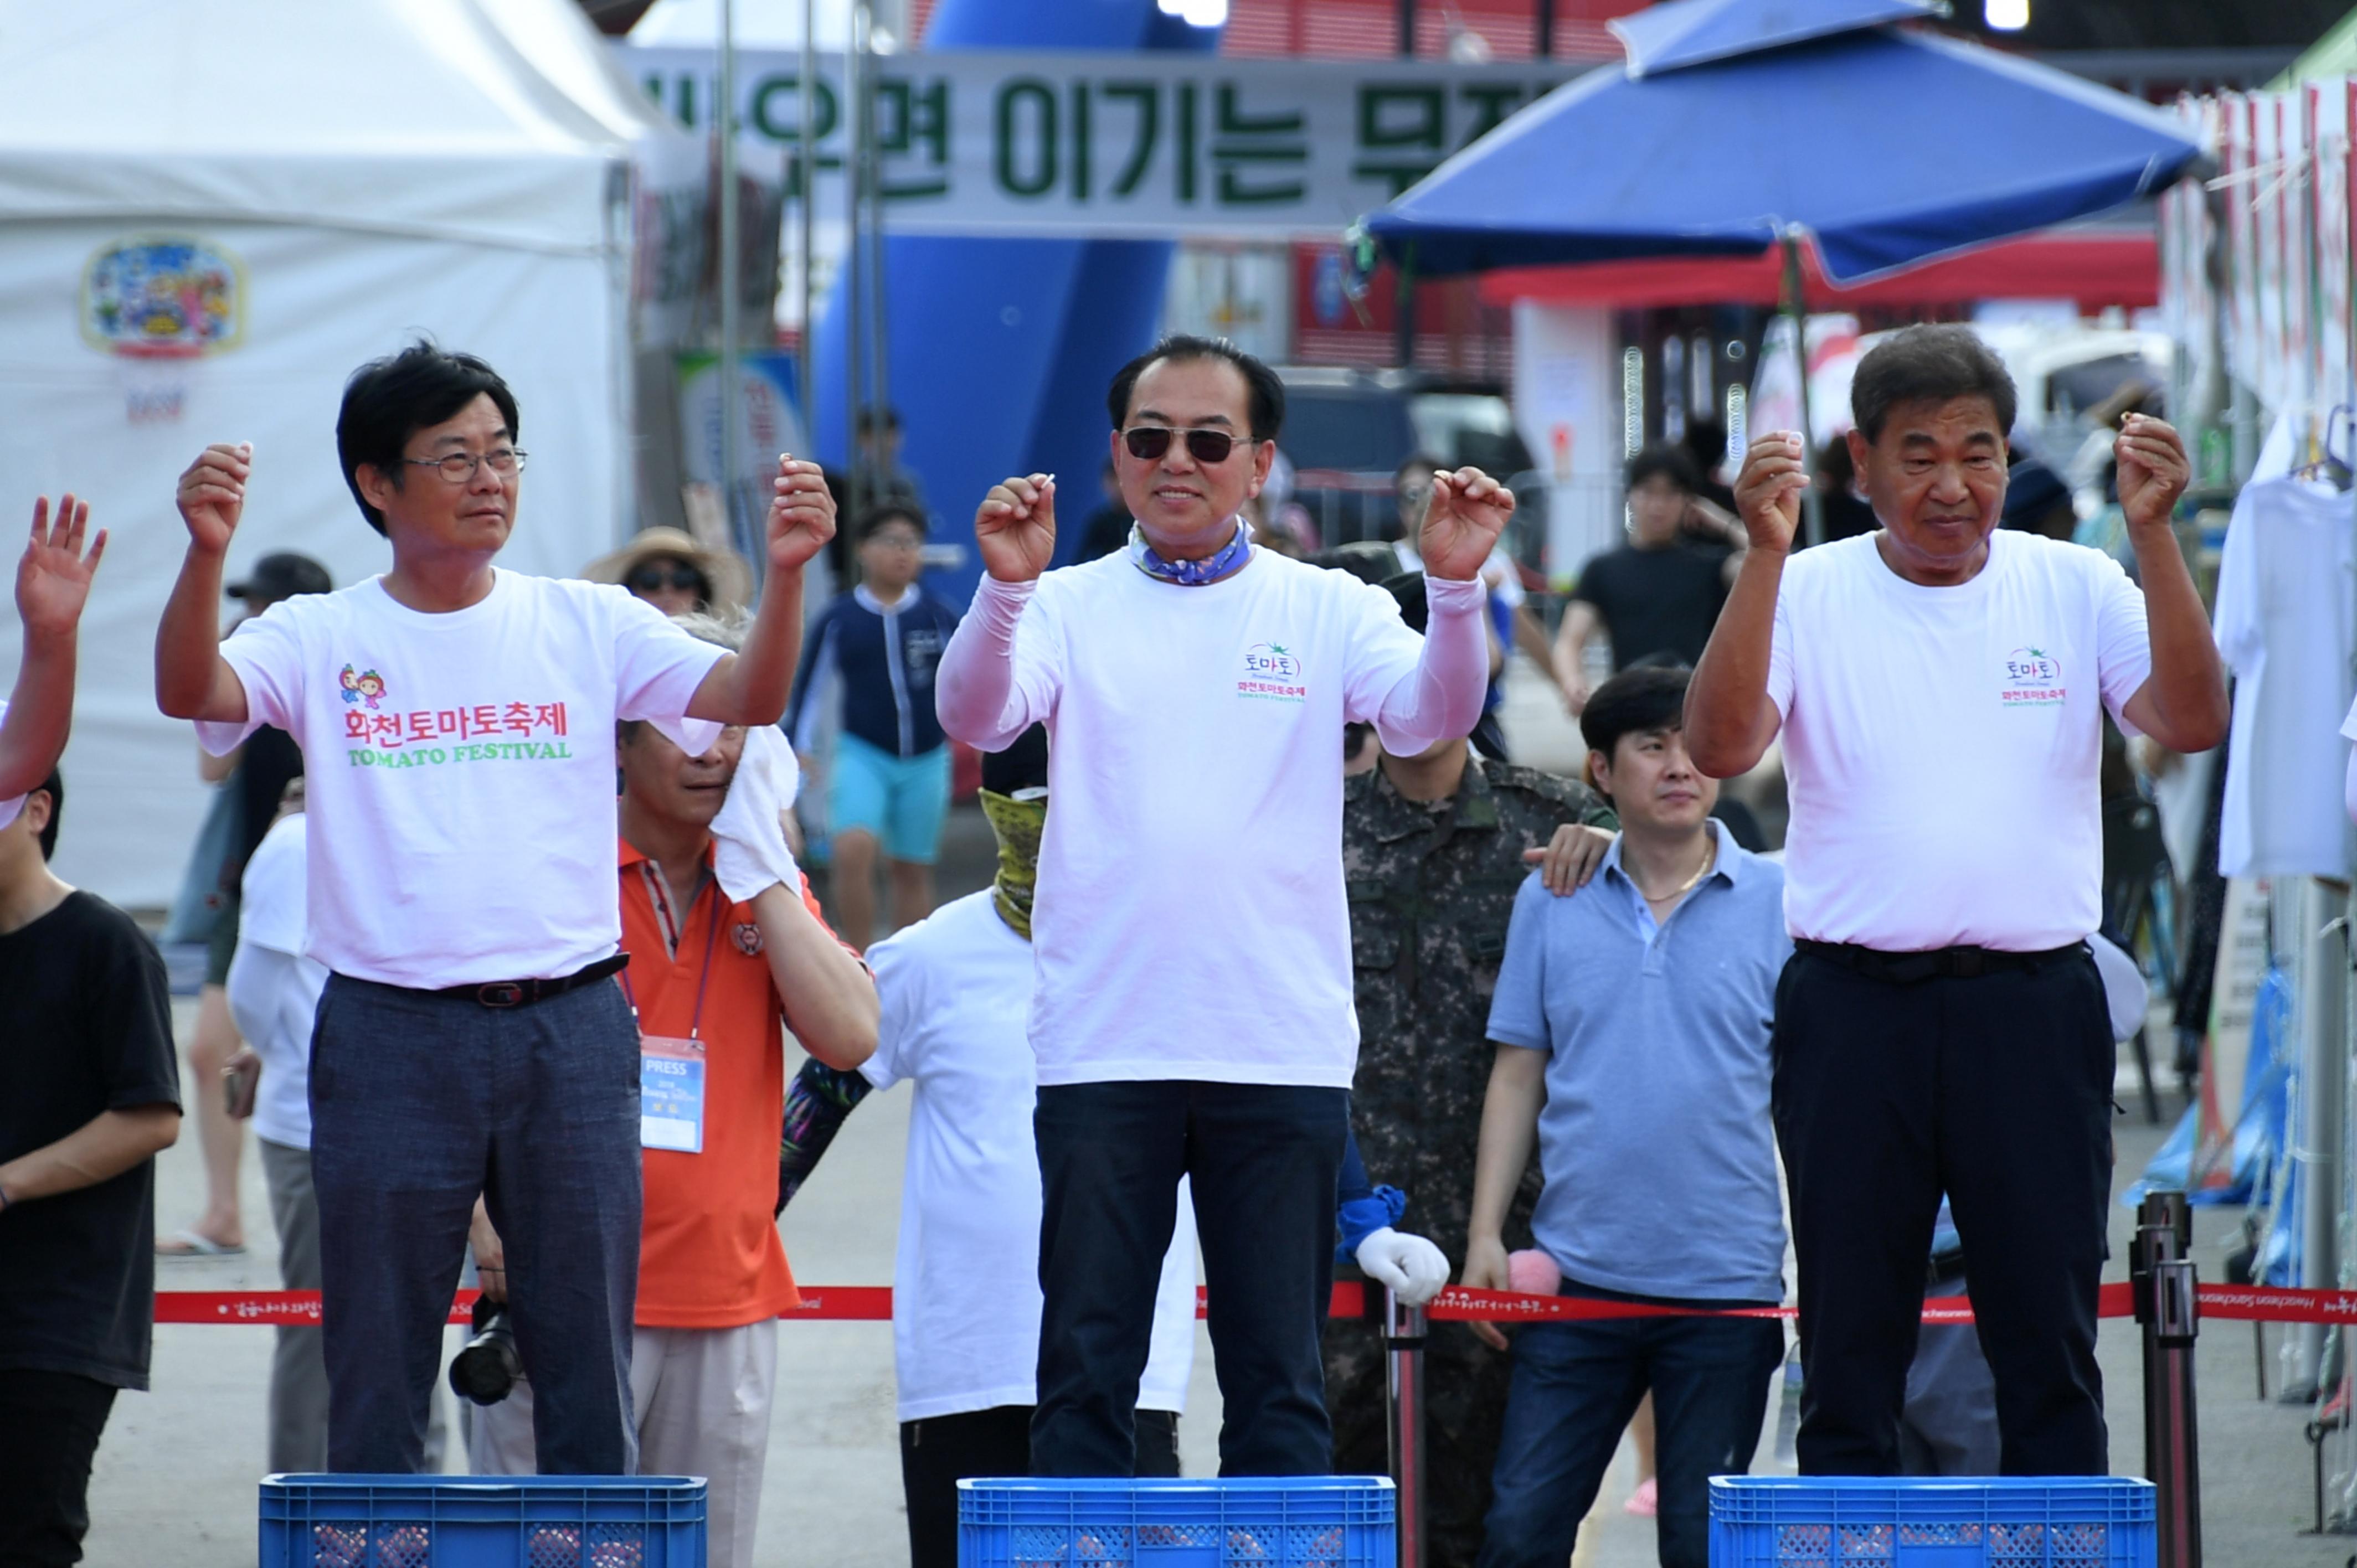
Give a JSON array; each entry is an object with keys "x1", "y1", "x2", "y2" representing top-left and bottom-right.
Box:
[{"x1": 1485, "y1": 821, "x2": 1790, "y2": 1303}]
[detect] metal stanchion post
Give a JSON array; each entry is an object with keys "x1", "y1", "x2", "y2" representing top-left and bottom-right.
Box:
[
  {"x1": 2133, "y1": 1190, "x2": 2203, "y2": 1568},
  {"x1": 1383, "y1": 1288, "x2": 1428, "y2": 1568}
]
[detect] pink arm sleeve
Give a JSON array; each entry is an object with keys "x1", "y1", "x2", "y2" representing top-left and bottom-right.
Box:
[
  {"x1": 935, "y1": 575, "x2": 1046, "y2": 751},
  {"x1": 1371, "y1": 575, "x2": 1490, "y2": 755}
]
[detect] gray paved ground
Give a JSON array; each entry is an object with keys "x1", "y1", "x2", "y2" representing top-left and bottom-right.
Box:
[{"x1": 81, "y1": 658, "x2": 2357, "y2": 1566}]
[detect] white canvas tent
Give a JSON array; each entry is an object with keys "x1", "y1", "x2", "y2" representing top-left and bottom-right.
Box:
[{"x1": 0, "y1": 0, "x2": 700, "y2": 906}]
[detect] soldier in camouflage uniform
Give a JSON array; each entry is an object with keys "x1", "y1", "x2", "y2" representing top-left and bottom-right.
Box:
[{"x1": 1327, "y1": 580, "x2": 1618, "y2": 1568}]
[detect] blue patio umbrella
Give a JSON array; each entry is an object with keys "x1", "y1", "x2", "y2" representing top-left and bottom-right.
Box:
[
  {"x1": 1360, "y1": 0, "x2": 2202, "y2": 537},
  {"x1": 1362, "y1": 0, "x2": 2203, "y2": 286}
]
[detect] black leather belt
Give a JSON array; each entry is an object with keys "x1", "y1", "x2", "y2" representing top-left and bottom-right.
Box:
[
  {"x1": 435, "y1": 954, "x2": 629, "y2": 1009},
  {"x1": 1795, "y1": 938, "x2": 2084, "y2": 984}
]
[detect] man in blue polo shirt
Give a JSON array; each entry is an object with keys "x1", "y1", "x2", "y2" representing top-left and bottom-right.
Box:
[{"x1": 1462, "y1": 663, "x2": 1789, "y2": 1568}]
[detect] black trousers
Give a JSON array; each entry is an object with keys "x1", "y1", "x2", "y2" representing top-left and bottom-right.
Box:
[
  {"x1": 1772, "y1": 948, "x2": 2113, "y2": 1476},
  {"x1": 900, "y1": 1404, "x2": 1180, "y2": 1568},
  {"x1": 0, "y1": 1369, "x2": 119, "y2": 1568},
  {"x1": 1032, "y1": 1080, "x2": 1347, "y2": 1477}
]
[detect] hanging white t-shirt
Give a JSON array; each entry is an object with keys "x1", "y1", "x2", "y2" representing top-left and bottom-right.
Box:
[
  {"x1": 948, "y1": 550, "x2": 1433, "y2": 1088},
  {"x1": 1769, "y1": 530, "x2": 2152, "y2": 951},
  {"x1": 197, "y1": 571, "x2": 727, "y2": 988},
  {"x1": 0, "y1": 700, "x2": 21, "y2": 833},
  {"x1": 226, "y1": 813, "x2": 327, "y2": 1149},
  {"x1": 2213, "y1": 478, "x2": 2355, "y2": 878},
  {"x1": 862, "y1": 890, "x2": 1197, "y2": 1423}
]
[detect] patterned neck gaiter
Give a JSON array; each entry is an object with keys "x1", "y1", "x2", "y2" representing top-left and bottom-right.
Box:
[
  {"x1": 1128, "y1": 520, "x2": 1250, "y2": 586},
  {"x1": 978, "y1": 788, "x2": 1046, "y2": 941}
]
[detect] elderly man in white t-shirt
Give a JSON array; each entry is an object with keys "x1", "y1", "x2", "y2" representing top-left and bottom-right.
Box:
[
  {"x1": 153, "y1": 342, "x2": 834, "y2": 1476},
  {"x1": 935, "y1": 334, "x2": 1506, "y2": 1478},
  {"x1": 1685, "y1": 324, "x2": 2227, "y2": 1478}
]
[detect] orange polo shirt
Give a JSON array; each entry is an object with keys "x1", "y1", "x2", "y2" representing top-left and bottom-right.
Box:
[{"x1": 619, "y1": 838, "x2": 837, "y2": 1328}]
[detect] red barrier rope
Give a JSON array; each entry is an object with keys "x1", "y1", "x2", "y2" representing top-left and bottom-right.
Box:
[{"x1": 153, "y1": 1279, "x2": 2357, "y2": 1328}]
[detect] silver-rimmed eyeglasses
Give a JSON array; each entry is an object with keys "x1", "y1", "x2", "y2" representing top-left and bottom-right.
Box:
[{"x1": 404, "y1": 448, "x2": 527, "y2": 484}]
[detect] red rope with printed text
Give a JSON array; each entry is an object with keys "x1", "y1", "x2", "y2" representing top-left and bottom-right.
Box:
[{"x1": 151, "y1": 1280, "x2": 2357, "y2": 1327}]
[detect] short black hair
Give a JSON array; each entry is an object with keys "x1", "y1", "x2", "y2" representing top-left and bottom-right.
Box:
[
  {"x1": 1851, "y1": 324, "x2": 2017, "y2": 443},
  {"x1": 1579, "y1": 664, "x2": 1691, "y2": 773},
  {"x1": 1106, "y1": 335, "x2": 1284, "y2": 442},
  {"x1": 980, "y1": 724, "x2": 1048, "y2": 796},
  {"x1": 1624, "y1": 443, "x2": 1702, "y2": 496},
  {"x1": 855, "y1": 405, "x2": 902, "y2": 435},
  {"x1": 1395, "y1": 452, "x2": 1443, "y2": 486},
  {"x1": 337, "y1": 342, "x2": 520, "y2": 537},
  {"x1": 29, "y1": 766, "x2": 61, "y2": 861},
  {"x1": 858, "y1": 503, "x2": 927, "y2": 541}
]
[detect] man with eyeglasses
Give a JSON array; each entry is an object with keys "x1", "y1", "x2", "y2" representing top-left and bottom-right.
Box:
[
  {"x1": 937, "y1": 333, "x2": 1510, "y2": 1479},
  {"x1": 153, "y1": 340, "x2": 835, "y2": 1476}
]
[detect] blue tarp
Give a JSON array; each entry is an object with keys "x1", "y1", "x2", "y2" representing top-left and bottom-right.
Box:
[
  {"x1": 2126, "y1": 969, "x2": 2294, "y2": 1251},
  {"x1": 1365, "y1": 19, "x2": 2202, "y2": 285}
]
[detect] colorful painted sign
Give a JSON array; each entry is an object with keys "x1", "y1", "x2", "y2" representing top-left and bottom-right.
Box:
[{"x1": 80, "y1": 235, "x2": 244, "y2": 359}]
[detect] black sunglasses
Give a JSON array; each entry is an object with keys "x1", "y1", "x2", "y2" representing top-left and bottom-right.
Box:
[
  {"x1": 628, "y1": 564, "x2": 706, "y2": 595},
  {"x1": 1123, "y1": 425, "x2": 1244, "y2": 465}
]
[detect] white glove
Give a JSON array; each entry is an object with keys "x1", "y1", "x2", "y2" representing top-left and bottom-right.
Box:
[
  {"x1": 710, "y1": 726, "x2": 802, "y2": 904},
  {"x1": 1356, "y1": 1227, "x2": 1452, "y2": 1308}
]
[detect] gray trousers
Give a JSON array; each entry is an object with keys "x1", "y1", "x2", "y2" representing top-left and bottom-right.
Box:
[
  {"x1": 311, "y1": 973, "x2": 642, "y2": 1474},
  {"x1": 260, "y1": 1137, "x2": 449, "y2": 1474}
]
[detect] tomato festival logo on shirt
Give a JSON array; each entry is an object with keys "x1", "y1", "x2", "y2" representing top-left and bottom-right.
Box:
[
  {"x1": 732, "y1": 921, "x2": 764, "y2": 956},
  {"x1": 2000, "y1": 647, "x2": 2066, "y2": 708},
  {"x1": 339, "y1": 696, "x2": 574, "y2": 770},
  {"x1": 1238, "y1": 642, "x2": 1306, "y2": 704},
  {"x1": 339, "y1": 666, "x2": 388, "y2": 710}
]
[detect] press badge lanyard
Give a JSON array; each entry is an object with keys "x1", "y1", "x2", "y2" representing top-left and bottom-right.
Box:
[{"x1": 626, "y1": 875, "x2": 724, "y2": 1153}]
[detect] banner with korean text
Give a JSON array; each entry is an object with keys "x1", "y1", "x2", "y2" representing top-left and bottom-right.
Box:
[{"x1": 624, "y1": 47, "x2": 1589, "y2": 241}]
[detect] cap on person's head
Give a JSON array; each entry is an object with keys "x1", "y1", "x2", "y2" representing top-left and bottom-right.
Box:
[
  {"x1": 1381, "y1": 571, "x2": 1429, "y2": 636},
  {"x1": 580, "y1": 527, "x2": 752, "y2": 612},
  {"x1": 227, "y1": 551, "x2": 333, "y2": 603},
  {"x1": 980, "y1": 724, "x2": 1049, "y2": 797}
]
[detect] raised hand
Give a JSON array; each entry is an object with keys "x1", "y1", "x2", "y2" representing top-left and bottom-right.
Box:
[
  {"x1": 1417, "y1": 467, "x2": 1515, "y2": 581},
  {"x1": 975, "y1": 473, "x2": 1057, "y2": 584},
  {"x1": 2115, "y1": 413, "x2": 2190, "y2": 533},
  {"x1": 1733, "y1": 432, "x2": 1806, "y2": 554},
  {"x1": 17, "y1": 493, "x2": 107, "y2": 639},
  {"x1": 767, "y1": 455, "x2": 836, "y2": 574},
  {"x1": 177, "y1": 442, "x2": 250, "y2": 555}
]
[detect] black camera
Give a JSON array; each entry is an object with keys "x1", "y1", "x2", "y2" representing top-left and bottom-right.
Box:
[{"x1": 449, "y1": 1294, "x2": 522, "y2": 1406}]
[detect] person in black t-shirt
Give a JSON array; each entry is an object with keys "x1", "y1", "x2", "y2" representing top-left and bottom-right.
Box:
[
  {"x1": 0, "y1": 767, "x2": 182, "y2": 1568},
  {"x1": 1551, "y1": 446, "x2": 1749, "y2": 714}
]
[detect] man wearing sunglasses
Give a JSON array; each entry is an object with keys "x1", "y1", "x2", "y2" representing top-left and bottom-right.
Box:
[
  {"x1": 153, "y1": 341, "x2": 835, "y2": 1477},
  {"x1": 937, "y1": 333, "x2": 1512, "y2": 1480}
]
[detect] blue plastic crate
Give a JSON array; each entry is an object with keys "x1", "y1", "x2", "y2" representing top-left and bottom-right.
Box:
[
  {"x1": 958, "y1": 1477, "x2": 1395, "y2": 1568},
  {"x1": 258, "y1": 1474, "x2": 707, "y2": 1568},
  {"x1": 1709, "y1": 1477, "x2": 2156, "y2": 1568}
]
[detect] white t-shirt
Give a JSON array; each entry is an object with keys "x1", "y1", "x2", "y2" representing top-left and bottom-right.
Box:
[
  {"x1": 862, "y1": 891, "x2": 1197, "y2": 1422},
  {"x1": 198, "y1": 571, "x2": 727, "y2": 988},
  {"x1": 1770, "y1": 530, "x2": 2152, "y2": 951},
  {"x1": 996, "y1": 551, "x2": 1424, "y2": 1087},
  {"x1": 226, "y1": 813, "x2": 327, "y2": 1149},
  {"x1": 2214, "y1": 478, "x2": 2355, "y2": 879}
]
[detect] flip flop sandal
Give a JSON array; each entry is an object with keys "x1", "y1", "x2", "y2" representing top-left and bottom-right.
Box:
[{"x1": 157, "y1": 1228, "x2": 246, "y2": 1258}]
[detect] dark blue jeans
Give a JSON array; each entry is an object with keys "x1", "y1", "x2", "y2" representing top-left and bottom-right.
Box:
[
  {"x1": 1478, "y1": 1284, "x2": 1783, "y2": 1568},
  {"x1": 310, "y1": 973, "x2": 642, "y2": 1474},
  {"x1": 1031, "y1": 1080, "x2": 1347, "y2": 1478}
]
